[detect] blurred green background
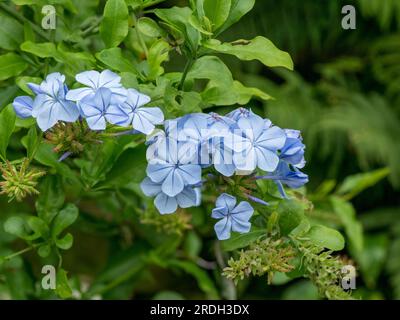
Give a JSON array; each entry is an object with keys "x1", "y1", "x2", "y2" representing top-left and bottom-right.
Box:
[{"x1": 0, "y1": 0, "x2": 400, "y2": 300}]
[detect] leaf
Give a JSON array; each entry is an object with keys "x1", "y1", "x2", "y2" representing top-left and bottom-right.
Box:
[
  {"x1": 0, "y1": 12, "x2": 24, "y2": 50},
  {"x1": 27, "y1": 216, "x2": 49, "y2": 239},
  {"x1": 305, "y1": 225, "x2": 345, "y2": 251},
  {"x1": 277, "y1": 199, "x2": 305, "y2": 235},
  {"x1": 52, "y1": 203, "x2": 79, "y2": 238},
  {"x1": 37, "y1": 244, "x2": 52, "y2": 258},
  {"x1": 0, "y1": 53, "x2": 28, "y2": 81},
  {"x1": 21, "y1": 41, "x2": 58, "y2": 58},
  {"x1": 24, "y1": 126, "x2": 40, "y2": 160},
  {"x1": 168, "y1": 260, "x2": 219, "y2": 299},
  {"x1": 16, "y1": 76, "x2": 42, "y2": 95},
  {"x1": 4, "y1": 217, "x2": 30, "y2": 240},
  {"x1": 98, "y1": 144, "x2": 147, "y2": 189},
  {"x1": 0, "y1": 104, "x2": 16, "y2": 160},
  {"x1": 330, "y1": 196, "x2": 363, "y2": 261},
  {"x1": 100, "y1": 0, "x2": 129, "y2": 48},
  {"x1": 56, "y1": 268, "x2": 72, "y2": 299},
  {"x1": 216, "y1": 0, "x2": 255, "y2": 35},
  {"x1": 221, "y1": 229, "x2": 265, "y2": 251},
  {"x1": 137, "y1": 17, "x2": 165, "y2": 38},
  {"x1": 146, "y1": 39, "x2": 170, "y2": 80},
  {"x1": 233, "y1": 80, "x2": 272, "y2": 104},
  {"x1": 204, "y1": 37, "x2": 294, "y2": 70},
  {"x1": 183, "y1": 231, "x2": 202, "y2": 258},
  {"x1": 358, "y1": 234, "x2": 388, "y2": 288},
  {"x1": 35, "y1": 175, "x2": 65, "y2": 224},
  {"x1": 96, "y1": 48, "x2": 139, "y2": 75},
  {"x1": 202, "y1": 0, "x2": 231, "y2": 31},
  {"x1": 335, "y1": 167, "x2": 390, "y2": 200},
  {"x1": 55, "y1": 233, "x2": 74, "y2": 250}
]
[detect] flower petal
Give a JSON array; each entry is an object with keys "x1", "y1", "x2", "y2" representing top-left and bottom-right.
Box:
[
  {"x1": 231, "y1": 201, "x2": 254, "y2": 222},
  {"x1": 12, "y1": 96, "x2": 33, "y2": 118},
  {"x1": 154, "y1": 192, "x2": 178, "y2": 214},
  {"x1": 176, "y1": 187, "x2": 198, "y2": 208},
  {"x1": 146, "y1": 163, "x2": 173, "y2": 183},
  {"x1": 215, "y1": 193, "x2": 237, "y2": 211},
  {"x1": 140, "y1": 177, "x2": 162, "y2": 197},
  {"x1": 214, "y1": 217, "x2": 232, "y2": 240},
  {"x1": 161, "y1": 169, "x2": 185, "y2": 197}
]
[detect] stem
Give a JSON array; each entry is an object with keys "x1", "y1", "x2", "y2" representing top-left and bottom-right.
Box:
[
  {"x1": 0, "y1": 3, "x2": 50, "y2": 41},
  {"x1": 178, "y1": 56, "x2": 196, "y2": 90},
  {"x1": 2, "y1": 246, "x2": 34, "y2": 262}
]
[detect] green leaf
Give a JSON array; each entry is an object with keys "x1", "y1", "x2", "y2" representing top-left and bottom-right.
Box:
[
  {"x1": 96, "y1": 48, "x2": 139, "y2": 75},
  {"x1": 216, "y1": 0, "x2": 255, "y2": 34},
  {"x1": 278, "y1": 199, "x2": 305, "y2": 235},
  {"x1": 0, "y1": 12, "x2": 24, "y2": 50},
  {"x1": 183, "y1": 231, "x2": 202, "y2": 258},
  {"x1": 204, "y1": 37, "x2": 294, "y2": 70},
  {"x1": 331, "y1": 196, "x2": 363, "y2": 261},
  {"x1": 100, "y1": 0, "x2": 129, "y2": 48},
  {"x1": 233, "y1": 80, "x2": 272, "y2": 104},
  {"x1": 55, "y1": 233, "x2": 74, "y2": 250},
  {"x1": 0, "y1": 104, "x2": 16, "y2": 160},
  {"x1": 37, "y1": 244, "x2": 52, "y2": 258},
  {"x1": 21, "y1": 41, "x2": 58, "y2": 58},
  {"x1": 16, "y1": 76, "x2": 42, "y2": 95},
  {"x1": 27, "y1": 216, "x2": 49, "y2": 239},
  {"x1": 24, "y1": 126, "x2": 40, "y2": 160},
  {"x1": 335, "y1": 167, "x2": 390, "y2": 200},
  {"x1": 305, "y1": 225, "x2": 345, "y2": 251},
  {"x1": 358, "y1": 234, "x2": 388, "y2": 288},
  {"x1": 4, "y1": 217, "x2": 30, "y2": 240},
  {"x1": 168, "y1": 260, "x2": 219, "y2": 299},
  {"x1": 98, "y1": 144, "x2": 147, "y2": 189},
  {"x1": 146, "y1": 39, "x2": 170, "y2": 80},
  {"x1": 0, "y1": 53, "x2": 28, "y2": 81},
  {"x1": 202, "y1": 0, "x2": 231, "y2": 31},
  {"x1": 221, "y1": 229, "x2": 265, "y2": 251},
  {"x1": 56, "y1": 268, "x2": 72, "y2": 299},
  {"x1": 35, "y1": 175, "x2": 65, "y2": 224},
  {"x1": 52, "y1": 203, "x2": 79, "y2": 238},
  {"x1": 137, "y1": 17, "x2": 165, "y2": 38}
]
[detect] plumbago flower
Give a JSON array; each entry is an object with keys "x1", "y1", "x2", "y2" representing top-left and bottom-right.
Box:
[
  {"x1": 12, "y1": 70, "x2": 164, "y2": 135},
  {"x1": 13, "y1": 73, "x2": 80, "y2": 131},
  {"x1": 212, "y1": 193, "x2": 254, "y2": 240},
  {"x1": 141, "y1": 107, "x2": 309, "y2": 240}
]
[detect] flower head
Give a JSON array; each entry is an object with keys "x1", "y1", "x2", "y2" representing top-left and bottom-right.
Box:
[
  {"x1": 66, "y1": 70, "x2": 127, "y2": 104},
  {"x1": 79, "y1": 87, "x2": 128, "y2": 130},
  {"x1": 233, "y1": 112, "x2": 286, "y2": 172},
  {"x1": 212, "y1": 193, "x2": 254, "y2": 240},
  {"x1": 14, "y1": 73, "x2": 80, "y2": 131},
  {"x1": 141, "y1": 177, "x2": 200, "y2": 214},
  {"x1": 119, "y1": 89, "x2": 164, "y2": 134}
]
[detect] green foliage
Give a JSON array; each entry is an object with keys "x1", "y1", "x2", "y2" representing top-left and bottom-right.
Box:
[{"x1": 0, "y1": 0, "x2": 397, "y2": 301}]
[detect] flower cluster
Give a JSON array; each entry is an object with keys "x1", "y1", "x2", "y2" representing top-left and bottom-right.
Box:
[
  {"x1": 12, "y1": 70, "x2": 164, "y2": 133},
  {"x1": 141, "y1": 108, "x2": 308, "y2": 240}
]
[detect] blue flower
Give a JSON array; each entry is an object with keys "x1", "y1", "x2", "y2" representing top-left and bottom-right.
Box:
[
  {"x1": 233, "y1": 111, "x2": 286, "y2": 172},
  {"x1": 212, "y1": 193, "x2": 254, "y2": 240},
  {"x1": 66, "y1": 70, "x2": 127, "y2": 105},
  {"x1": 27, "y1": 73, "x2": 80, "y2": 131},
  {"x1": 79, "y1": 87, "x2": 129, "y2": 130},
  {"x1": 146, "y1": 139, "x2": 202, "y2": 197},
  {"x1": 140, "y1": 177, "x2": 200, "y2": 214},
  {"x1": 280, "y1": 129, "x2": 306, "y2": 168},
  {"x1": 256, "y1": 161, "x2": 309, "y2": 198},
  {"x1": 119, "y1": 89, "x2": 164, "y2": 134},
  {"x1": 12, "y1": 96, "x2": 33, "y2": 118}
]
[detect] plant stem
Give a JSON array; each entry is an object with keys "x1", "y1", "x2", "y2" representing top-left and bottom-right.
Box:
[
  {"x1": 178, "y1": 56, "x2": 196, "y2": 90},
  {"x1": 2, "y1": 246, "x2": 34, "y2": 262},
  {"x1": 0, "y1": 3, "x2": 50, "y2": 41}
]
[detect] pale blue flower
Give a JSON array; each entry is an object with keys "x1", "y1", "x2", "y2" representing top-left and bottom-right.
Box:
[
  {"x1": 212, "y1": 193, "x2": 254, "y2": 240},
  {"x1": 146, "y1": 139, "x2": 202, "y2": 197},
  {"x1": 280, "y1": 129, "x2": 306, "y2": 168},
  {"x1": 12, "y1": 96, "x2": 33, "y2": 118},
  {"x1": 66, "y1": 70, "x2": 127, "y2": 105},
  {"x1": 140, "y1": 177, "x2": 200, "y2": 214},
  {"x1": 79, "y1": 87, "x2": 128, "y2": 130},
  {"x1": 29, "y1": 73, "x2": 80, "y2": 131},
  {"x1": 256, "y1": 161, "x2": 309, "y2": 198},
  {"x1": 119, "y1": 89, "x2": 164, "y2": 134},
  {"x1": 233, "y1": 112, "x2": 286, "y2": 172}
]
